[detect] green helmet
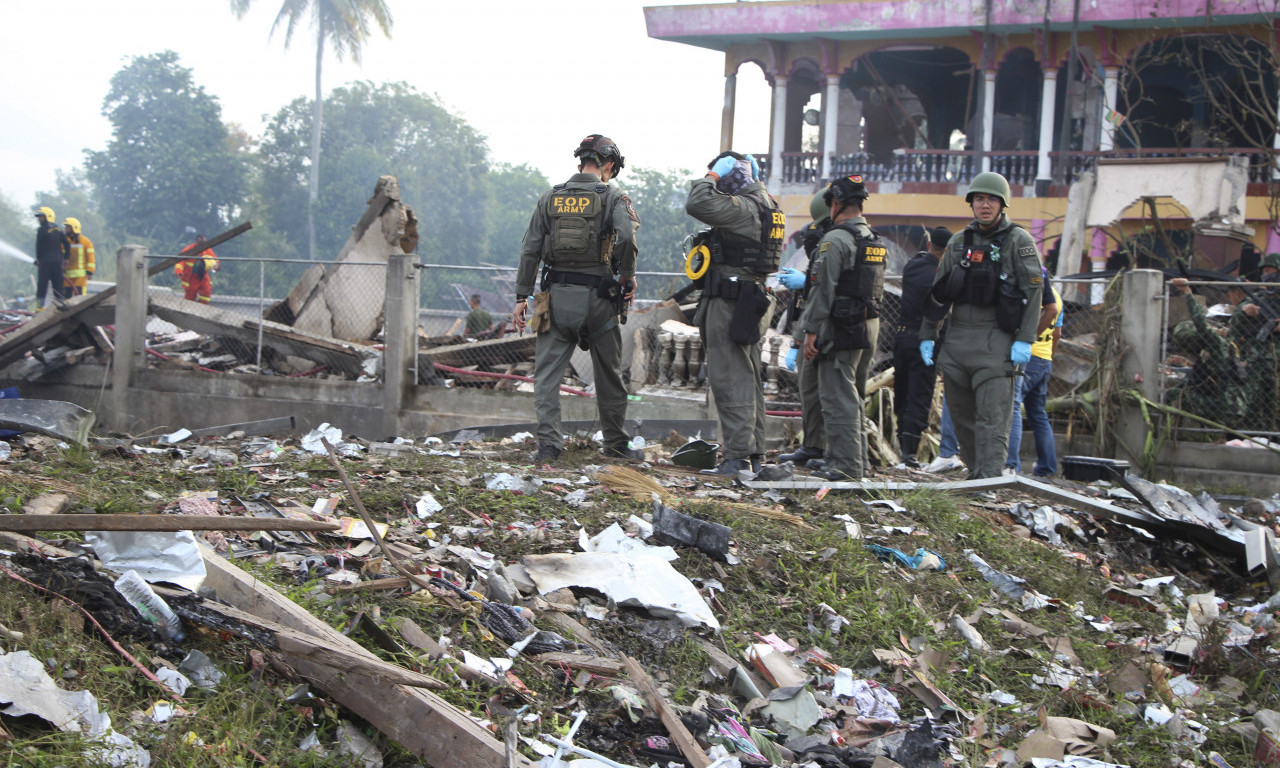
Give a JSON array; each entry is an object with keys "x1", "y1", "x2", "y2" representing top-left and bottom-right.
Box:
[
  {"x1": 965, "y1": 172, "x2": 1011, "y2": 207},
  {"x1": 809, "y1": 189, "x2": 830, "y2": 223},
  {"x1": 1261, "y1": 252, "x2": 1280, "y2": 271},
  {"x1": 1172, "y1": 321, "x2": 1200, "y2": 353}
]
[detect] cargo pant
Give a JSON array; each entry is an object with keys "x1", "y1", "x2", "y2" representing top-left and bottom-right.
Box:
[
  {"x1": 701, "y1": 295, "x2": 770, "y2": 460},
  {"x1": 794, "y1": 349, "x2": 825, "y2": 452},
  {"x1": 815, "y1": 348, "x2": 866, "y2": 478},
  {"x1": 937, "y1": 308, "x2": 1016, "y2": 479},
  {"x1": 533, "y1": 283, "x2": 628, "y2": 452}
]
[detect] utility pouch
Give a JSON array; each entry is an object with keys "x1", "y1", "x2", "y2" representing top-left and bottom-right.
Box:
[
  {"x1": 831, "y1": 295, "x2": 871, "y2": 350},
  {"x1": 995, "y1": 278, "x2": 1026, "y2": 334},
  {"x1": 729, "y1": 281, "x2": 770, "y2": 345},
  {"x1": 191, "y1": 259, "x2": 207, "y2": 280},
  {"x1": 532, "y1": 291, "x2": 552, "y2": 335}
]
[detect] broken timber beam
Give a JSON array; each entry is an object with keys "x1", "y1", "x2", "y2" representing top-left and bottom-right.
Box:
[
  {"x1": 623, "y1": 655, "x2": 711, "y2": 768},
  {"x1": 421, "y1": 334, "x2": 536, "y2": 369},
  {"x1": 0, "y1": 514, "x2": 339, "y2": 533},
  {"x1": 197, "y1": 542, "x2": 535, "y2": 768},
  {"x1": 148, "y1": 291, "x2": 371, "y2": 376}
]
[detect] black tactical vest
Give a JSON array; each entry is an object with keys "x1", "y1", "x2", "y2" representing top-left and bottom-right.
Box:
[
  {"x1": 832, "y1": 222, "x2": 886, "y2": 304},
  {"x1": 713, "y1": 192, "x2": 785, "y2": 275},
  {"x1": 543, "y1": 183, "x2": 613, "y2": 270}
]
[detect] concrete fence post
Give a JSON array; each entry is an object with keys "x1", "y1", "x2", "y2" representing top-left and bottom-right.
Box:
[
  {"x1": 381, "y1": 252, "x2": 419, "y2": 439},
  {"x1": 1115, "y1": 268, "x2": 1165, "y2": 466},
  {"x1": 109, "y1": 245, "x2": 149, "y2": 434}
]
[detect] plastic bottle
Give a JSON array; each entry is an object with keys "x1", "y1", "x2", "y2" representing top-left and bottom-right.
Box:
[{"x1": 113, "y1": 569, "x2": 185, "y2": 641}]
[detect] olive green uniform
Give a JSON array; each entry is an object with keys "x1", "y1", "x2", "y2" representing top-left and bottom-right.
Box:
[
  {"x1": 920, "y1": 214, "x2": 1043, "y2": 478},
  {"x1": 1171, "y1": 292, "x2": 1245, "y2": 427},
  {"x1": 791, "y1": 220, "x2": 828, "y2": 454},
  {"x1": 798, "y1": 218, "x2": 879, "y2": 478},
  {"x1": 686, "y1": 177, "x2": 782, "y2": 461},
  {"x1": 1229, "y1": 291, "x2": 1280, "y2": 432},
  {"x1": 517, "y1": 172, "x2": 639, "y2": 453}
]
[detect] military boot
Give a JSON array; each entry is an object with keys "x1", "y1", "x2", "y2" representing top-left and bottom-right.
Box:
[
  {"x1": 700, "y1": 457, "x2": 752, "y2": 477},
  {"x1": 779, "y1": 446, "x2": 823, "y2": 465}
]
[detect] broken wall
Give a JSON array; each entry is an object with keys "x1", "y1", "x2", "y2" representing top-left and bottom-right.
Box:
[{"x1": 291, "y1": 176, "x2": 416, "y2": 342}]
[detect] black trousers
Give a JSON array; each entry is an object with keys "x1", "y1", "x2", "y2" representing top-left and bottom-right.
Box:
[
  {"x1": 35, "y1": 260, "x2": 68, "y2": 306},
  {"x1": 892, "y1": 331, "x2": 937, "y2": 457}
]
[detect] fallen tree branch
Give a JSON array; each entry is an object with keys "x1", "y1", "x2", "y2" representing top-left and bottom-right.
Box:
[{"x1": 0, "y1": 514, "x2": 340, "y2": 532}]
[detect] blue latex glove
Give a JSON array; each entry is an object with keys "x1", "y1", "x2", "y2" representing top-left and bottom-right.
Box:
[
  {"x1": 776, "y1": 267, "x2": 806, "y2": 291},
  {"x1": 746, "y1": 153, "x2": 761, "y2": 181},
  {"x1": 710, "y1": 155, "x2": 737, "y2": 179},
  {"x1": 784, "y1": 346, "x2": 798, "y2": 371},
  {"x1": 919, "y1": 340, "x2": 934, "y2": 367},
  {"x1": 1011, "y1": 340, "x2": 1032, "y2": 365}
]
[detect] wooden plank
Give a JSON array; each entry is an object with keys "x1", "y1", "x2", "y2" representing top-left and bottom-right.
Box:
[
  {"x1": 623, "y1": 655, "x2": 710, "y2": 768},
  {"x1": 328, "y1": 576, "x2": 411, "y2": 594},
  {"x1": 421, "y1": 334, "x2": 536, "y2": 369},
  {"x1": 0, "y1": 514, "x2": 339, "y2": 532},
  {"x1": 531, "y1": 652, "x2": 625, "y2": 677},
  {"x1": 198, "y1": 544, "x2": 536, "y2": 768},
  {"x1": 148, "y1": 292, "x2": 370, "y2": 376}
]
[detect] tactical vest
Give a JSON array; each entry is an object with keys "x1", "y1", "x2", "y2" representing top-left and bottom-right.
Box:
[
  {"x1": 711, "y1": 192, "x2": 785, "y2": 275},
  {"x1": 796, "y1": 220, "x2": 829, "y2": 307},
  {"x1": 542, "y1": 183, "x2": 615, "y2": 271},
  {"x1": 831, "y1": 222, "x2": 886, "y2": 305},
  {"x1": 935, "y1": 227, "x2": 1015, "y2": 307}
]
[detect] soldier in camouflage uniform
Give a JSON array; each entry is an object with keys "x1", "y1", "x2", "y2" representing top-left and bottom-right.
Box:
[
  {"x1": 798, "y1": 175, "x2": 887, "y2": 481},
  {"x1": 512, "y1": 135, "x2": 640, "y2": 462},
  {"x1": 1229, "y1": 253, "x2": 1280, "y2": 432},
  {"x1": 685, "y1": 151, "x2": 785, "y2": 476},
  {"x1": 1168, "y1": 277, "x2": 1245, "y2": 428},
  {"x1": 919, "y1": 172, "x2": 1044, "y2": 479}
]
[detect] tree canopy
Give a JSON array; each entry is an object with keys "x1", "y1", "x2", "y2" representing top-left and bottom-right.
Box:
[{"x1": 84, "y1": 51, "x2": 247, "y2": 251}]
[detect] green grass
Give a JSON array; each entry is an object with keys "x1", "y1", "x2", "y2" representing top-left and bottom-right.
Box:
[{"x1": 0, "y1": 439, "x2": 1275, "y2": 768}]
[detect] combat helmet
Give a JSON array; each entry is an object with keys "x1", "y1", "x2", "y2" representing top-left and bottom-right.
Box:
[
  {"x1": 809, "y1": 189, "x2": 830, "y2": 223},
  {"x1": 965, "y1": 172, "x2": 1011, "y2": 207},
  {"x1": 574, "y1": 134, "x2": 625, "y2": 177}
]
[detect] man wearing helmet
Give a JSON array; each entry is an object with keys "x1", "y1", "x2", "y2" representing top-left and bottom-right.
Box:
[
  {"x1": 685, "y1": 151, "x2": 784, "y2": 476},
  {"x1": 918, "y1": 172, "x2": 1044, "y2": 479},
  {"x1": 795, "y1": 175, "x2": 886, "y2": 481},
  {"x1": 1168, "y1": 276, "x2": 1245, "y2": 427},
  {"x1": 776, "y1": 190, "x2": 832, "y2": 469},
  {"x1": 512, "y1": 134, "x2": 640, "y2": 463},
  {"x1": 33, "y1": 206, "x2": 70, "y2": 309},
  {"x1": 1230, "y1": 252, "x2": 1280, "y2": 431},
  {"x1": 62, "y1": 218, "x2": 95, "y2": 297}
]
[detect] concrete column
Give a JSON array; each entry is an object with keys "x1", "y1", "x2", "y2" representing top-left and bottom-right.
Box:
[
  {"x1": 720, "y1": 71, "x2": 736, "y2": 153},
  {"x1": 822, "y1": 73, "x2": 841, "y2": 181},
  {"x1": 1115, "y1": 269, "x2": 1165, "y2": 466},
  {"x1": 110, "y1": 245, "x2": 149, "y2": 433},
  {"x1": 769, "y1": 75, "x2": 789, "y2": 195},
  {"x1": 981, "y1": 68, "x2": 996, "y2": 173},
  {"x1": 381, "y1": 252, "x2": 419, "y2": 439},
  {"x1": 1099, "y1": 66, "x2": 1120, "y2": 152},
  {"x1": 1036, "y1": 67, "x2": 1058, "y2": 187}
]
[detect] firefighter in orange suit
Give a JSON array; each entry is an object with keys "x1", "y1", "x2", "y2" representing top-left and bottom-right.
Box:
[
  {"x1": 62, "y1": 218, "x2": 95, "y2": 296},
  {"x1": 175, "y1": 234, "x2": 219, "y2": 303}
]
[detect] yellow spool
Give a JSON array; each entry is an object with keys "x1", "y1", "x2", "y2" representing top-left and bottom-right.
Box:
[{"x1": 685, "y1": 244, "x2": 710, "y2": 281}]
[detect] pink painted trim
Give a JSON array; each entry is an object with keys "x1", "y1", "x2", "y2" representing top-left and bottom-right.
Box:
[{"x1": 645, "y1": 0, "x2": 1266, "y2": 39}]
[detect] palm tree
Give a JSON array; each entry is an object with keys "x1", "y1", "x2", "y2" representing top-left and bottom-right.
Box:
[{"x1": 230, "y1": 0, "x2": 392, "y2": 260}]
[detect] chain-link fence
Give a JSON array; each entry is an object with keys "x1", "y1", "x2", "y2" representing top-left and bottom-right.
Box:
[
  {"x1": 143, "y1": 254, "x2": 387, "y2": 379},
  {"x1": 1159, "y1": 279, "x2": 1280, "y2": 441}
]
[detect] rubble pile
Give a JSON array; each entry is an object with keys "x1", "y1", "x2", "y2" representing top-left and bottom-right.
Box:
[{"x1": 0, "y1": 422, "x2": 1276, "y2": 768}]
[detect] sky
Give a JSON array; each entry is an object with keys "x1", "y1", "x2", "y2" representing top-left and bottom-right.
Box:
[{"x1": 0, "y1": 0, "x2": 773, "y2": 209}]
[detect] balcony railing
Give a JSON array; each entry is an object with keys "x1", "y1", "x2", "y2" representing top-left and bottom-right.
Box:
[{"x1": 765, "y1": 148, "x2": 1278, "y2": 189}]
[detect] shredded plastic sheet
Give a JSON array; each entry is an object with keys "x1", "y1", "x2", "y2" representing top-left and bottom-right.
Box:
[
  {"x1": 87, "y1": 530, "x2": 207, "y2": 591},
  {"x1": 843, "y1": 679, "x2": 902, "y2": 723},
  {"x1": 523, "y1": 550, "x2": 720, "y2": 629},
  {"x1": 0, "y1": 651, "x2": 151, "y2": 767}
]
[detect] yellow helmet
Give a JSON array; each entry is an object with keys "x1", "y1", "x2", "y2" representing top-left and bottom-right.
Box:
[
  {"x1": 36, "y1": 206, "x2": 55, "y2": 223},
  {"x1": 64, "y1": 217, "x2": 82, "y2": 235}
]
